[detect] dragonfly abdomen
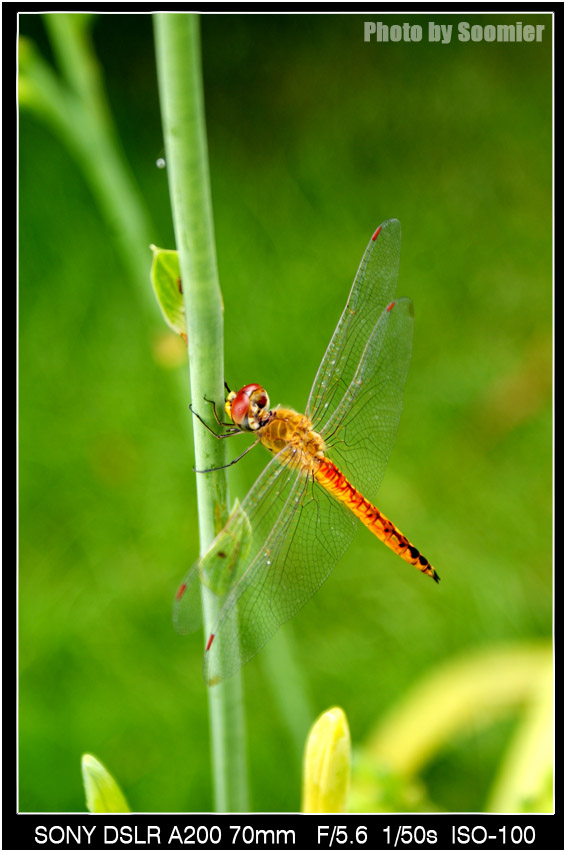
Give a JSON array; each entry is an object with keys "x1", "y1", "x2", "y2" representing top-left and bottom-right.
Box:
[{"x1": 315, "y1": 459, "x2": 439, "y2": 583}]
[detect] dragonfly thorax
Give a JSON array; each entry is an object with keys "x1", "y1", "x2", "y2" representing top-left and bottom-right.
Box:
[{"x1": 258, "y1": 408, "x2": 326, "y2": 474}]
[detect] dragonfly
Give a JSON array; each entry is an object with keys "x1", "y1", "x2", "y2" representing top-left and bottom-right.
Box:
[{"x1": 174, "y1": 219, "x2": 438, "y2": 686}]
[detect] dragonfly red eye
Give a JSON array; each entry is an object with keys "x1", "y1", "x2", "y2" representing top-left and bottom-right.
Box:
[
  {"x1": 231, "y1": 391, "x2": 252, "y2": 425},
  {"x1": 239, "y1": 383, "x2": 265, "y2": 399}
]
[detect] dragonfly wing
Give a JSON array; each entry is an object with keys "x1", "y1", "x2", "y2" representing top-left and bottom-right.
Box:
[
  {"x1": 173, "y1": 455, "x2": 300, "y2": 635},
  {"x1": 322, "y1": 297, "x2": 414, "y2": 504},
  {"x1": 173, "y1": 498, "x2": 254, "y2": 635},
  {"x1": 204, "y1": 472, "x2": 356, "y2": 685},
  {"x1": 307, "y1": 219, "x2": 401, "y2": 431},
  {"x1": 173, "y1": 562, "x2": 203, "y2": 635}
]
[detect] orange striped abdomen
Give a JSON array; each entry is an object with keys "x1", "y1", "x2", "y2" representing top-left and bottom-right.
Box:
[{"x1": 314, "y1": 458, "x2": 439, "y2": 582}]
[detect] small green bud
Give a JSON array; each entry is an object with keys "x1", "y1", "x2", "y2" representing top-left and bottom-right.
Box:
[{"x1": 81, "y1": 754, "x2": 131, "y2": 813}]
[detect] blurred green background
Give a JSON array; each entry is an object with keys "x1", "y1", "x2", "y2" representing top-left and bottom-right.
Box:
[{"x1": 19, "y1": 13, "x2": 552, "y2": 813}]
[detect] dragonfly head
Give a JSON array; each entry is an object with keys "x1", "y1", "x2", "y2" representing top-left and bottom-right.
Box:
[{"x1": 226, "y1": 383, "x2": 270, "y2": 432}]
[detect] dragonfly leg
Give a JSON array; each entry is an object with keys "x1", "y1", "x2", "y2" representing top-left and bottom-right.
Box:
[
  {"x1": 202, "y1": 395, "x2": 234, "y2": 428},
  {"x1": 189, "y1": 404, "x2": 240, "y2": 438},
  {"x1": 193, "y1": 438, "x2": 261, "y2": 473}
]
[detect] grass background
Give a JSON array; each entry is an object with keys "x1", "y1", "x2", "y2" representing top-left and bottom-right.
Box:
[{"x1": 19, "y1": 12, "x2": 552, "y2": 812}]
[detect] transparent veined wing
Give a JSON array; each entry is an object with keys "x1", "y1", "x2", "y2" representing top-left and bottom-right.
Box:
[
  {"x1": 174, "y1": 446, "x2": 357, "y2": 685},
  {"x1": 173, "y1": 498, "x2": 254, "y2": 636},
  {"x1": 321, "y1": 297, "x2": 414, "y2": 506},
  {"x1": 307, "y1": 221, "x2": 413, "y2": 504},
  {"x1": 173, "y1": 457, "x2": 299, "y2": 639},
  {"x1": 307, "y1": 219, "x2": 401, "y2": 432}
]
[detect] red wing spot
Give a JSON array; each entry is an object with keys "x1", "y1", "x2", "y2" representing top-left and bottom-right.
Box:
[
  {"x1": 177, "y1": 277, "x2": 183, "y2": 294},
  {"x1": 175, "y1": 582, "x2": 187, "y2": 601},
  {"x1": 387, "y1": 301, "x2": 395, "y2": 312},
  {"x1": 372, "y1": 226, "x2": 382, "y2": 241},
  {"x1": 206, "y1": 633, "x2": 215, "y2": 652}
]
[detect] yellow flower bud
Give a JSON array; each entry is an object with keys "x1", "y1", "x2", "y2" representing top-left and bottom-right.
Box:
[
  {"x1": 302, "y1": 707, "x2": 351, "y2": 813},
  {"x1": 81, "y1": 754, "x2": 131, "y2": 813}
]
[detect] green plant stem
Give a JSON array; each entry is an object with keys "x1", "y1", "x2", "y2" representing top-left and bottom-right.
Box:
[
  {"x1": 154, "y1": 13, "x2": 249, "y2": 813},
  {"x1": 19, "y1": 17, "x2": 152, "y2": 295}
]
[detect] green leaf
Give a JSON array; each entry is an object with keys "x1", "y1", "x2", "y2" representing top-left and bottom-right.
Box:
[
  {"x1": 173, "y1": 500, "x2": 252, "y2": 637},
  {"x1": 150, "y1": 246, "x2": 187, "y2": 343},
  {"x1": 363, "y1": 642, "x2": 552, "y2": 778},
  {"x1": 486, "y1": 651, "x2": 553, "y2": 812},
  {"x1": 200, "y1": 499, "x2": 252, "y2": 596}
]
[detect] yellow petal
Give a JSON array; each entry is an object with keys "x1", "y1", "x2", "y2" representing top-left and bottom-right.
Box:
[
  {"x1": 81, "y1": 754, "x2": 131, "y2": 813},
  {"x1": 302, "y1": 707, "x2": 350, "y2": 813}
]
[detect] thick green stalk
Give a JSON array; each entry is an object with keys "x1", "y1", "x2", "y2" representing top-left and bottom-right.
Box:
[{"x1": 154, "y1": 13, "x2": 249, "y2": 812}]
